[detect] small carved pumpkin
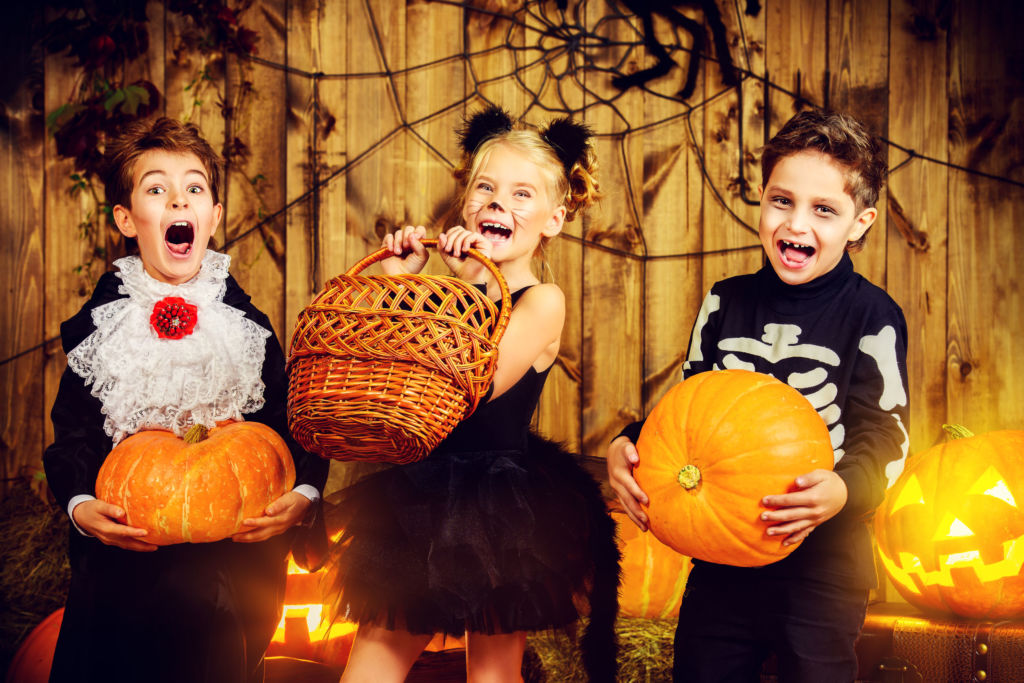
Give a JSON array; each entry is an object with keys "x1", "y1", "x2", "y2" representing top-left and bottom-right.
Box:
[
  {"x1": 612, "y1": 509, "x2": 690, "y2": 619},
  {"x1": 270, "y1": 529, "x2": 465, "y2": 666},
  {"x1": 874, "y1": 426, "x2": 1024, "y2": 619},
  {"x1": 96, "y1": 421, "x2": 295, "y2": 545},
  {"x1": 635, "y1": 369, "x2": 833, "y2": 567}
]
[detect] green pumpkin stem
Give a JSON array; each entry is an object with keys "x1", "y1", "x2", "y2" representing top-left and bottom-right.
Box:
[
  {"x1": 183, "y1": 424, "x2": 209, "y2": 444},
  {"x1": 942, "y1": 424, "x2": 975, "y2": 440},
  {"x1": 677, "y1": 464, "x2": 701, "y2": 490}
]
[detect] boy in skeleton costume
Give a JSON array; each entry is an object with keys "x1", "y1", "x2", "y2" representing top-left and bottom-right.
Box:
[{"x1": 608, "y1": 109, "x2": 909, "y2": 683}]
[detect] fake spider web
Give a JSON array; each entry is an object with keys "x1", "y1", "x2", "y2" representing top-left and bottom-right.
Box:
[{"x1": 233, "y1": 0, "x2": 780, "y2": 265}]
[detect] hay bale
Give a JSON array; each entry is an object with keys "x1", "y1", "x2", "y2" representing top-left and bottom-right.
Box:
[
  {"x1": 0, "y1": 479, "x2": 70, "y2": 673},
  {"x1": 524, "y1": 617, "x2": 676, "y2": 682}
]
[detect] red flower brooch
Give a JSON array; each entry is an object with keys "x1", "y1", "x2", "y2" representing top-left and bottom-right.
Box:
[{"x1": 150, "y1": 297, "x2": 198, "y2": 339}]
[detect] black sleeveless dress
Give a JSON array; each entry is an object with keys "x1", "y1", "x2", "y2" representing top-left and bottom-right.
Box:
[{"x1": 325, "y1": 287, "x2": 619, "y2": 680}]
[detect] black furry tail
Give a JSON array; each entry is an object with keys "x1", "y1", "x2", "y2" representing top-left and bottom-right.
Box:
[
  {"x1": 527, "y1": 432, "x2": 621, "y2": 682},
  {"x1": 580, "y1": 470, "x2": 621, "y2": 683}
]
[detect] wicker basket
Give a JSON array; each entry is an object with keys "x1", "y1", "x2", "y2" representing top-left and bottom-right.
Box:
[{"x1": 287, "y1": 239, "x2": 511, "y2": 464}]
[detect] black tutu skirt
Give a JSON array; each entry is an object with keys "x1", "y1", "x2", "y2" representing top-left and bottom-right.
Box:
[{"x1": 325, "y1": 432, "x2": 620, "y2": 680}]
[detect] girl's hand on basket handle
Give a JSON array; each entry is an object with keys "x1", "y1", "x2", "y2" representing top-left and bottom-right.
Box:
[
  {"x1": 381, "y1": 225, "x2": 429, "y2": 275},
  {"x1": 439, "y1": 226, "x2": 491, "y2": 284}
]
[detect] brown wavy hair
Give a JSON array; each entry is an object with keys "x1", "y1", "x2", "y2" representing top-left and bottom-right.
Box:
[
  {"x1": 761, "y1": 109, "x2": 887, "y2": 251},
  {"x1": 103, "y1": 116, "x2": 223, "y2": 209}
]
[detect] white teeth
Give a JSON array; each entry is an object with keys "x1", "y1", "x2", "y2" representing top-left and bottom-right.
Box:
[
  {"x1": 480, "y1": 221, "x2": 512, "y2": 239},
  {"x1": 781, "y1": 239, "x2": 813, "y2": 252}
]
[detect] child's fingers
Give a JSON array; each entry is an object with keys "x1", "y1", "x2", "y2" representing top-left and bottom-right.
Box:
[
  {"x1": 232, "y1": 524, "x2": 285, "y2": 543},
  {"x1": 760, "y1": 506, "x2": 810, "y2": 524},
  {"x1": 616, "y1": 494, "x2": 648, "y2": 531},
  {"x1": 240, "y1": 514, "x2": 275, "y2": 528},
  {"x1": 101, "y1": 524, "x2": 156, "y2": 551},
  {"x1": 117, "y1": 538, "x2": 159, "y2": 552},
  {"x1": 764, "y1": 518, "x2": 816, "y2": 545},
  {"x1": 399, "y1": 225, "x2": 419, "y2": 249},
  {"x1": 443, "y1": 227, "x2": 477, "y2": 257}
]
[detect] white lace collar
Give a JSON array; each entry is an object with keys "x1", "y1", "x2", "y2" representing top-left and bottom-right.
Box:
[{"x1": 67, "y1": 251, "x2": 271, "y2": 443}]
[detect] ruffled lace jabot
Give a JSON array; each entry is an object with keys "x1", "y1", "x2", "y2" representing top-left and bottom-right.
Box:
[{"x1": 67, "y1": 251, "x2": 271, "y2": 443}]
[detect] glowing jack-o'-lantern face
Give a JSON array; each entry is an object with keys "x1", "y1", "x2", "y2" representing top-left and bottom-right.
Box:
[
  {"x1": 874, "y1": 427, "x2": 1024, "y2": 619},
  {"x1": 269, "y1": 532, "x2": 358, "y2": 666},
  {"x1": 268, "y1": 531, "x2": 466, "y2": 665}
]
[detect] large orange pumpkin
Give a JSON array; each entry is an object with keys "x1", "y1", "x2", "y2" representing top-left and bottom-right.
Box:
[
  {"x1": 635, "y1": 369, "x2": 833, "y2": 567},
  {"x1": 612, "y1": 509, "x2": 690, "y2": 619},
  {"x1": 874, "y1": 426, "x2": 1024, "y2": 619},
  {"x1": 96, "y1": 421, "x2": 295, "y2": 545}
]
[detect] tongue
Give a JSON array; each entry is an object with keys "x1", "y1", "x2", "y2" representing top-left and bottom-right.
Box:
[
  {"x1": 167, "y1": 241, "x2": 191, "y2": 256},
  {"x1": 783, "y1": 245, "x2": 811, "y2": 264}
]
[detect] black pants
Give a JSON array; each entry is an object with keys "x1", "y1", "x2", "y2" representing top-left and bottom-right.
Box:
[{"x1": 672, "y1": 563, "x2": 868, "y2": 683}]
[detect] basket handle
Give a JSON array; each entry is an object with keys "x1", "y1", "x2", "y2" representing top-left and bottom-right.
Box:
[{"x1": 344, "y1": 238, "x2": 512, "y2": 346}]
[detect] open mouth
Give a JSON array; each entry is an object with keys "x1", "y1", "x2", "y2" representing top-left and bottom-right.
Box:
[
  {"x1": 480, "y1": 221, "x2": 512, "y2": 242},
  {"x1": 778, "y1": 239, "x2": 815, "y2": 265},
  {"x1": 165, "y1": 221, "x2": 195, "y2": 256}
]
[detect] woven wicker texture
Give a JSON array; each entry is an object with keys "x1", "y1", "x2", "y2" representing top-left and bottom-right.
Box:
[{"x1": 288, "y1": 240, "x2": 510, "y2": 464}]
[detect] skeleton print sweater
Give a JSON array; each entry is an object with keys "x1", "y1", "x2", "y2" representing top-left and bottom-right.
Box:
[{"x1": 624, "y1": 253, "x2": 909, "y2": 589}]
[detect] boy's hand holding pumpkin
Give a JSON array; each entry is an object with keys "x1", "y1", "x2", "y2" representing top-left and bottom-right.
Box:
[
  {"x1": 73, "y1": 499, "x2": 157, "y2": 552},
  {"x1": 760, "y1": 469, "x2": 848, "y2": 546},
  {"x1": 607, "y1": 435, "x2": 649, "y2": 531},
  {"x1": 232, "y1": 490, "x2": 314, "y2": 543}
]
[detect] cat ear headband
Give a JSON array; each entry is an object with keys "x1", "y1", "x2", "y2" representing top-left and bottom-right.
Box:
[{"x1": 457, "y1": 105, "x2": 592, "y2": 177}]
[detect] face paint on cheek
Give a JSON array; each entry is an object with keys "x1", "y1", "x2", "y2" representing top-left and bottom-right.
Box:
[{"x1": 511, "y1": 206, "x2": 536, "y2": 223}]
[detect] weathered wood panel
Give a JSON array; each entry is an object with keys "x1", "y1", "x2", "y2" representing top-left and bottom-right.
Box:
[
  {"x1": 700, "y1": 1, "x2": 762, "y2": 294},
  {"x1": 0, "y1": 21, "x2": 46, "y2": 484},
  {"x1": 530, "y1": 1, "x2": 585, "y2": 447},
  {"x1": 887, "y1": 0, "x2": 949, "y2": 452},
  {"x1": 580, "y1": 0, "x2": 644, "y2": 457},
  {"x1": 947, "y1": 1, "x2": 1024, "y2": 432},
  {"x1": 641, "y1": 4, "x2": 708, "y2": 414},
  {"x1": 42, "y1": 34, "x2": 94, "y2": 452},
  {"x1": 345, "y1": 0, "x2": 405, "y2": 262},
  {"x1": 223, "y1": 0, "x2": 289, "y2": 344},
  {"x1": 310, "y1": 1, "x2": 350, "y2": 289},
  {"x1": 284, "y1": 0, "x2": 319, "y2": 331},
  {"x1": 829, "y1": 0, "x2": 890, "y2": 290}
]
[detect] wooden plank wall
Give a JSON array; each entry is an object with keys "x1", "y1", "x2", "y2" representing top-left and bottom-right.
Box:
[{"x1": 2, "y1": 0, "x2": 1022, "y2": 500}]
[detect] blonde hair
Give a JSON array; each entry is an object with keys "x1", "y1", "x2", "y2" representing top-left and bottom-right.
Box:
[{"x1": 454, "y1": 128, "x2": 600, "y2": 222}]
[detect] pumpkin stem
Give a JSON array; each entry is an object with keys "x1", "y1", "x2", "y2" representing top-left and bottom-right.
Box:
[
  {"x1": 942, "y1": 424, "x2": 975, "y2": 440},
  {"x1": 676, "y1": 464, "x2": 701, "y2": 490},
  {"x1": 183, "y1": 424, "x2": 209, "y2": 444}
]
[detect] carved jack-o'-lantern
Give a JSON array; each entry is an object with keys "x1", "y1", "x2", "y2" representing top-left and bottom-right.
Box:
[
  {"x1": 874, "y1": 426, "x2": 1024, "y2": 619},
  {"x1": 269, "y1": 541, "x2": 358, "y2": 666},
  {"x1": 270, "y1": 532, "x2": 465, "y2": 665}
]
